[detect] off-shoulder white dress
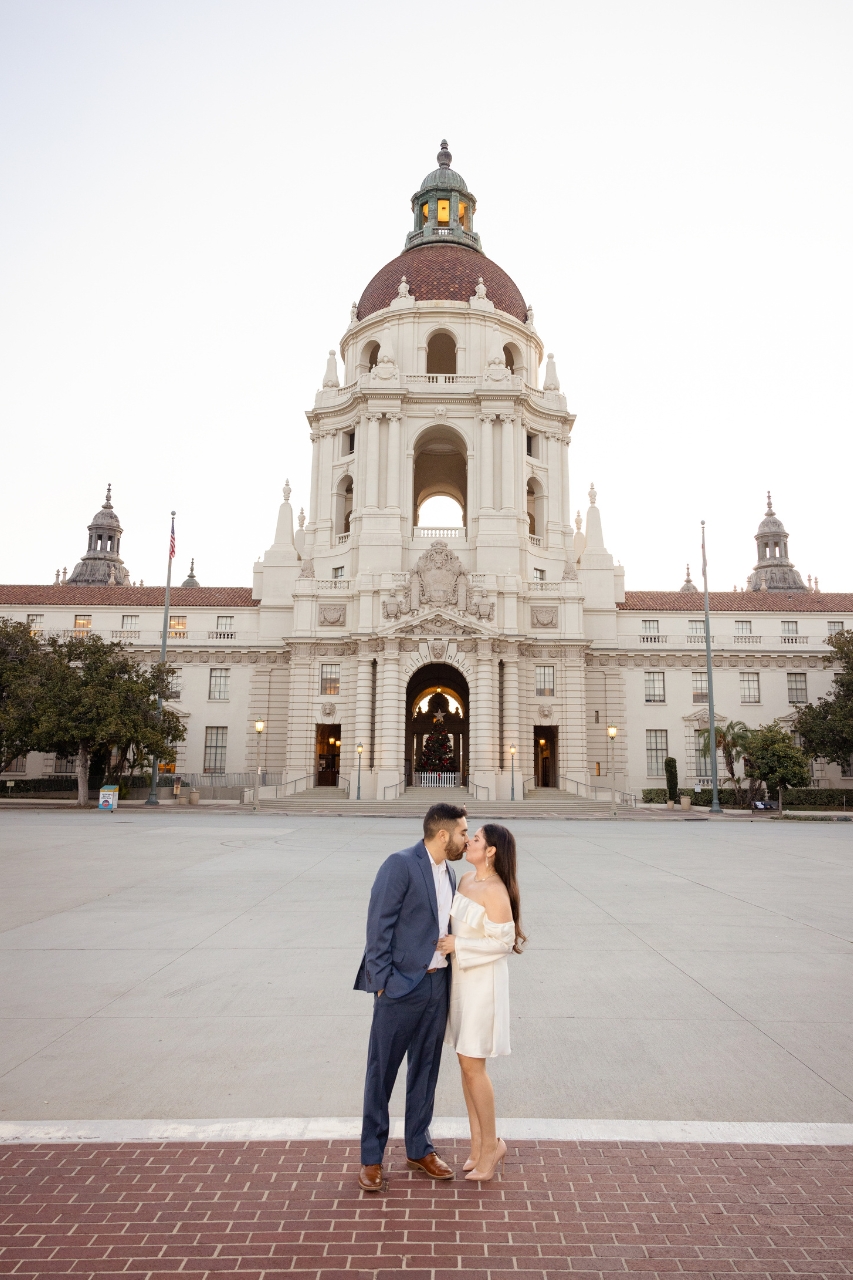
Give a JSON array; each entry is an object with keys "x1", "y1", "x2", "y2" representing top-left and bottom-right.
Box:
[{"x1": 444, "y1": 891, "x2": 516, "y2": 1058}]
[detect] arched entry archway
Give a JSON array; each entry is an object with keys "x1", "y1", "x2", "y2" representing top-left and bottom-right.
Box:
[{"x1": 406, "y1": 663, "x2": 469, "y2": 786}]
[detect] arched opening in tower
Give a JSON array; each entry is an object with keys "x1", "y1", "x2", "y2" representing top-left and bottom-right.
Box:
[
  {"x1": 413, "y1": 425, "x2": 467, "y2": 533},
  {"x1": 426, "y1": 331, "x2": 457, "y2": 375},
  {"x1": 405, "y1": 662, "x2": 469, "y2": 786}
]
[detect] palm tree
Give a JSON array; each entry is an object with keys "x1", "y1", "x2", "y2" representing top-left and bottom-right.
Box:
[{"x1": 700, "y1": 720, "x2": 752, "y2": 803}]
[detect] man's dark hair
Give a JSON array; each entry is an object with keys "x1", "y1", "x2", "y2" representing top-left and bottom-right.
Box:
[{"x1": 423, "y1": 802, "x2": 467, "y2": 839}]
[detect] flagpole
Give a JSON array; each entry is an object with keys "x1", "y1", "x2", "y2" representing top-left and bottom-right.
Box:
[
  {"x1": 701, "y1": 520, "x2": 722, "y2": 814},
  {"x1": 146, "y1": 512, "x2": 176, "y2": 807}
]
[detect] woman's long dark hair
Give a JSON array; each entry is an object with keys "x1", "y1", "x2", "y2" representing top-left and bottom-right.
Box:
[{"x1": 481, "y1": 823, "x2": 526, "y2": 953}]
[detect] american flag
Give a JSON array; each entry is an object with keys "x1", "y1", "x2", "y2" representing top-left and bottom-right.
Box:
[{"x1": 169, "y1": 518, "x2": 176, "y2": 560}]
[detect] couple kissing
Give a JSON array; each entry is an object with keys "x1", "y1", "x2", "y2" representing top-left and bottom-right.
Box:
[{"x1": 354, "y1": 802, "x2": 525, "y2": 1190}]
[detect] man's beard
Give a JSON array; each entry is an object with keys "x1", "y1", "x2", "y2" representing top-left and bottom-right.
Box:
[{"x1": 445, "y1": 831, "x2": 467, "y2": 861}]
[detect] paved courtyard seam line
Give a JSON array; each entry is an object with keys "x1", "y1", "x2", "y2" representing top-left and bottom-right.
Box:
[
  {"x1": 526, "y1": 842, "x2": 853, "y2": 1109},
  {"x1": 2, "y1": 1116, "x2": 853, "y2": 1144}
]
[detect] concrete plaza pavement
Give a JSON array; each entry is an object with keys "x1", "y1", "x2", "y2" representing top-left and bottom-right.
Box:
[{"x1": 0, "y1": 809, "x2": 852, "y2": 1125}]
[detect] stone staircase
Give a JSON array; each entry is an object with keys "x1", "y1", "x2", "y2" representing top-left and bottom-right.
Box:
[{"x1": 249, "y1": 785, "x2": 636, "y2": 819}]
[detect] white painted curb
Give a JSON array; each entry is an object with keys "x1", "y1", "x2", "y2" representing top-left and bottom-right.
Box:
[{"x1": 1, "y1": 1117, "x2": 852, "y2": 1145}]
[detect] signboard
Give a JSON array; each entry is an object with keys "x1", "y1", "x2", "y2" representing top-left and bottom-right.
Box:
[{"x1": 98, "y1": 785, "x2": 119, "y2": 811}]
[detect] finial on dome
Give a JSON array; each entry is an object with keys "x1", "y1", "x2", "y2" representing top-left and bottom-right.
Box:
[
  {"x1": 588, "y1": 482, "x2": 597, "y2": 506},
  {"x1": 575, "y1": 510, "x2": 583, "y2": 532},
  {"x1": 103, "y1": 483, "x2": 113, "y2": 509},
  {"x1": 349, "y1": 302, "x2": 358, "y2": 325},
  {"x1": 543, "y1": 353, "x2": 561, "y2": 392},
  {"x1": 181, "y1": 558, "x2": 199, "y2": 588},
  {"x1": 298, "y1": 507, "x2": 305, "y2": 528},
  {"x1": 397, "y1": 275, "x2": 410, "y2": 297},
  {"x1": 322, "y1": 350, "x2": 340, "y2": 389},
  {"x1": 54, "y1": 569, "x2": 60, "y2": 585},
  {"x1": 766, "y1": 490, "x2": 774, "y2": 514},
  {"x1": 283, "y1": 479, "x2": 291, "y2": 502},
  {"x1": 437, "y1": 139, "x2": 452, "y2": 168},
  {"x1": 679, "y1": 564, "x2": 699, "y2": 593}
]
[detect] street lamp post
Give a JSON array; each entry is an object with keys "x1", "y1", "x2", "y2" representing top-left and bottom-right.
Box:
[
  {"x1": 356, "y1": 742, "x2": 363, "y2": 800},
  {"x1": 146, "y1": 510, "x2": 176, "y2": 807},
  {"x1": 252, "y1": 719, "x2": 265, "y2": 813},
  {"x1": 510, "y1": 743, "x2": 516, "y2": 801},
  {"x1": 607, "y1": 723, "x2": 618, "y2": 818},
  {"x1": 701, "y1": 521, "x2": 722, "y2": 814}
]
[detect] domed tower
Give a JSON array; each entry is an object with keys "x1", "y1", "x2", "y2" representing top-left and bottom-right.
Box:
[
  {"x1": 68, "y1": 485, "x2": 131, "y2": 586},
  {"x1": 747, "y1": 492, "x2": 806, "y2": 592},
  {"x1": 405, "y1": 139, "x2": 481, "y2": 252}
]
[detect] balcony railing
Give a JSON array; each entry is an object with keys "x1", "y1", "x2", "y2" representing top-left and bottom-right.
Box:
[
  {"x1": 337, "y1": 533, "x2": 350, "y2": 544},
  {"x1": 781, "y1": 635, "x2": 808, "y2": 644},
  {"x1": 407, "y1": 374, "x2": 478, "y2": 387},
  {"x1": 528, "y1": 581, "x2": 551, "y2": 591},
  {"x1": 316, "y1": 579, "x2": 350, "y2": 590},
  {"x1": 640, "y1": 633, "x2": 667, "y2": 643},
  {"x1": 413, "y1": 527, "x2": 465, "y2": 539},
  {"x1": 208, "y1": 630, "x2": 236, "y2": 639},
  {"x1": 733, "y1": 634, "x2": 761, "y2": 643},
  {"x1": 528, "y1": 534, "x2": 542, "y2": 547},
  {"x1": 686, "y1": 633, "x2": 708, "y2": 644},
  {"x1": 111, "y1": 629, "x2": 140, "y2": 639}
]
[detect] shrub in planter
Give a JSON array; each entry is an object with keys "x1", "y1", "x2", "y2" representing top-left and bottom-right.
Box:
[{"x1": 664, "y1": 757, "x2": 678, "y2": 803}]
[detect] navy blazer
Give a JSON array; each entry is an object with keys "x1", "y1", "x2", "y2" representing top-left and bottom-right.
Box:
[{"x1": 354, "y1": 841, "x2": 457, "y2": 999}]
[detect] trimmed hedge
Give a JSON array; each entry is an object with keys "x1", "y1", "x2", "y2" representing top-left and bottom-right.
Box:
[
  {"x1": 642, "y1": 786, "x2": 853, "y2": 809},
  {"x1": 0, "y1": 775, "x2": 172, "y2": 797}
]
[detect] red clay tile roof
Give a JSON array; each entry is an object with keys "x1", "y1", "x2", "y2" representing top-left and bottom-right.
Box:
[
  {"x1": 620, "y1": 591, "x2": 853, "y2": 612},
  {"x1": 357, "y1": 243, "x2": 528, "y2": 322},
  {"x1": 0, "y1": 586, "x2": 257, "y2": 607}
]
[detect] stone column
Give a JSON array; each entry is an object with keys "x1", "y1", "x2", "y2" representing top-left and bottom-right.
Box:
[
  {"x1": 377, "y1": 638, "x2": 402, "y2": 793},
  {"x1": 351, "y1": 641, "x2": 375, "y2": 798},
  {"x1": 501, "y1": 414, "x2": 515, "y2": 510},
  {"x1": 561, "y1": 439, "x2": 572, "y2": 541},
  {"x1": 365, "y1": 415, "x2": 380, "y2": 508},
  {"x1": 503, "y1": 650, "x2": 520, "y2": 793},
  {"x1": 479, "y1": 414, "x2": 494, "y2": 510},
  {"x1": 386, "y1": 414, "x2": 400, "y2": 509},
  {"x1": 474, "y1": 639, "x2": 494, "y2": 772},
  {"x1": 285, "y1": 644, "x2": 314, "y2": 785}
]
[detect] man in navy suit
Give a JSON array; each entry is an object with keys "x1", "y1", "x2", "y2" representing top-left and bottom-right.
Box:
[{"x1": 354, "y1": 802, "x2": 468, "y2": 1191}]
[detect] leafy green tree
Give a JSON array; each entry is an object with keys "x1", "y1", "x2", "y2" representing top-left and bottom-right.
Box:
[
  {"x1": 33, "y1": 634, "x2": 185, "y2": 805},
  {"x1": 699, "y1": 719, "x2": 752, "y2": 801},
  {"x1": 794, "y1": 629, "x2": 853, "y2": 768},
  {"x1": 742, "y1": 722, "x2": 811, "y2": 799},
  {"x1": 0, "y1": 618, "x2": 49, "y2": 772}
]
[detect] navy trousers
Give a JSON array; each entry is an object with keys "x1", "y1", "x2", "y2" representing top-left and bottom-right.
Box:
[{"x1": 360, "y1": 968, "x2": 449, "y2": 1165}]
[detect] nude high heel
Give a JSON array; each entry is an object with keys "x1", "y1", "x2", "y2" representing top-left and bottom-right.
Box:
[
  {"x1": 464, "y1": 1137, "x2": 506, "y2": 1182},
  {"x1": 463, "y1": 1156, "x2": 477, "y2": 1172}
]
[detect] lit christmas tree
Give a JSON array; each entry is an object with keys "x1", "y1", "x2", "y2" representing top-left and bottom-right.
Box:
[{"x1": 420, "y1": 729, "x2": 454, "y2": 772}]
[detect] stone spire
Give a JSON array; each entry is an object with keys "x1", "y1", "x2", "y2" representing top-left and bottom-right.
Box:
[
  {"x1": 68, "y1": 485, "x2": 130, "y2": 586},
  {"x1": 181, "y1": 558, "x2": 199, "y2": 588},
  {"x1": 679, "y1": 564, "x2": 699, "y2": 593},
  {"x1": 747, "y1": 491, "x2": 806, "y2": 592}
]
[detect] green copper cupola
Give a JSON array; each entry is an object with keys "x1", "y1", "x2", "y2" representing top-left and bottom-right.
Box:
[{"x1": 405, "y1": 141, "x2": 482, "y2": 252}]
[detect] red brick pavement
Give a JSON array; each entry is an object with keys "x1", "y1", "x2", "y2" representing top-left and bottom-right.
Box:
[{"x1": 1, "y1": 1139, "x2": 851, "y2": 1279}]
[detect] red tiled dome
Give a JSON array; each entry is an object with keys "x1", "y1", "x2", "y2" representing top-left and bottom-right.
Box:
[{"x1": 357, "y1": 243, "x2": 527, "y2": 323}]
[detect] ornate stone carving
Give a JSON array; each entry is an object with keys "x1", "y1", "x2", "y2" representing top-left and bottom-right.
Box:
[
  {"x1": 483, "y1": 325, "x2": 511, "y2": 383},
  {"x1": 368, "y1": 638, "x2": 384, "y2": 652},
  {"x1": 411, "y1": 541, "x2": 467, "y2": 609},
  {"x1": 298, "y1": 558, "x2": 315, "y2": 578},
  {"x1": 319, "y1": 604, "x2": 346, "y2": 626},
  {"x1": 266, "y1": 652, "x2": 277, "y2": 664},
  {"x1": 458, "y1": 638, "x2": 477, "y2": 653},
  {"x1": 431, "y1": 641, "x2": 447, "y2": 660},
  {"x1": 561, "y1": 558, "x2": 577, "y2": 581},
  {"x1": 248, "y1": 653, "x2": 259, "y2": 664},
  {"x1": 531, "y1": 606, "x2": 557, "y2": 628},
  {"x1": 231, "y1": 652, "x2": 242, "y2": 663},
  {"x1": 538, "y1": 704, "x2": 553, "y2": 719},
  {"x1": 382, "y1": 588, "x2": 412, "y2": 620},
  {"x1": 492, "y1": 640, "x2": 507, "y2": 654},
  {"x1": 466, "y1": 591, "x2": 495, "y2": 621},
  {"x1": 399, "y1": 638, "x2": 419, "y2": 652},
  {"x1": 321, "y1": 702, "x2": 337, "y2": 718}
]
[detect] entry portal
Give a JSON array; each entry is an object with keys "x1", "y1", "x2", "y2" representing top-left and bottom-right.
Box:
[
  {"x1": 534, "y1": 725, "x2": 558, "y2": 788},
  {"x1": 316, "y1": 724, "x2": 341, "y2": 786},
  {"x1": 405, "y1": 663, "x2": 469, "y2": 786}
]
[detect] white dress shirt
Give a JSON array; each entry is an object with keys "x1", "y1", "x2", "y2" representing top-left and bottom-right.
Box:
[{"x1": 427, "y1": 850, "x2": 453, "y2": 970}]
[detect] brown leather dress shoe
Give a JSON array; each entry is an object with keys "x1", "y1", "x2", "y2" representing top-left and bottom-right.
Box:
[
  {"x1": 358, "y1": 1163, "x2": 384, "y2": 1192},
  {"x1": 406, "y1": 1151, "x2": 454, "y2": 1179}
]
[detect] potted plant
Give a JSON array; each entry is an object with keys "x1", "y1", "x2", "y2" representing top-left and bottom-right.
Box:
[{"x1": 664, "y1": 757, "x2": 678, "y2": 810}]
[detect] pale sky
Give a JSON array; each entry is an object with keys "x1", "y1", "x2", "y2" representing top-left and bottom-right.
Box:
[{"x1": 1, "y1": 1, "x2": 851, "y2": 592}]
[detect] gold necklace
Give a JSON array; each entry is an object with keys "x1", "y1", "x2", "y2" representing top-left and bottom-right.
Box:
[{"x1": 474, "y1": 868, "x2": 496, "y2": 882}]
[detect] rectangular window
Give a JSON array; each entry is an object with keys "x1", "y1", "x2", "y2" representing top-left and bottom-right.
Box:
[
  {"x1": 787, "y1": 673, "x2": 807, "y2": 703},
  {"x1": 740, "y1": 672, "x2": 760, "y2": 703},
  {"x1": 121, "y1": 614, "x2": 139, "y2": 630},
  {"x1": 216, "y1": 615, "x2": 234, "y2": 632},
  {"x1": 3, "y1": 755, "x2": 26, "y2": 773},
  {"x1": 203, "y1": 727, "x2": 228, "y2": 773},
  {"x1": 827, "y1": 621, "x2": 843, "y2": 635},
  {"x1": 644, "y1": 671, "x2": 665, "y2": 703},
  {"x1": 54, "y1": 754, "x2": 77, "y2": 774},
  {"x1": 208, "y1": 668, "x2": 230, "y2": 700},
  {"x1": 26, "y1": 614, "x2": 43, "y2": 630},
  {"x1": 781, "y1": 620, "x2": 798, "y2": 636},
  {"x1": 320, "y1": 664, "x2": 341, "y2": 696},
  {"x1": 594, "y1": 710, "x2": 600, "y2": 724},
  {"x1": 841, "y1": 755, "x2": 853, "y2": 778},
  {"x1": 73, "y1": 615, "x2": 91, "y2": 631},
  {"x1": 167, "y1": 669, "x2": 182, "y2": 696},
  {"x1": 646, "y1": 729, "x2": 668, "y2": 776},
  {"x1": 533, "y1": 567, "x2": 545, "y2": 581},
  {"x1": 347, "y1": 431, "x2": 355, "y2": 454},
  {"x1": 595, "y1": 761, "x2": 601, "y2": 776},
  {"x1": 526, "y1": 434, "x2": 533, "y2": 456},
  {"x1": 641, "y1": 619, "x2": 659, "y2": 634},
  {"x1": 735, "y1": 619, "x2": 752, "y2": 635},
  {"x1": 692, "y1": 671, "x2": 708, "y2": 703},
  {"x1": 694, "y1": 729, "x2": 711, "y2": 777},
  {"x1": 168, "y1": 615, "x2": 187, "y2": 634},
  {"x1": 688, "y1": 619, "x2": 705, "y2": 635},
  {"x1": 332, "y1": 567, "x2": 344, "y2": 579},
  {"x1": 437, "y1": 198, "x2": 450, "y2": 224},
  {"x1": 535, "y1": 665, "x2": 554, "y2": 697}
]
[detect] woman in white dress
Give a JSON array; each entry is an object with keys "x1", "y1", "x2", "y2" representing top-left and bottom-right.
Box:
[{"x1": 436, "y1": 823, "x2": 525, "y2": 1181}]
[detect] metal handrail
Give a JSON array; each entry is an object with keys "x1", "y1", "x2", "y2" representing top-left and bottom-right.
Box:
[
  {"x1": 471, "y1": 782, "x2": 491, "y2": 801},
  {"x1": 283, "y1": 773, "x2": 314, "y2": 796},
  {"x1": 383, "y1": 782, "x2": 400, "y2": 800}
]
